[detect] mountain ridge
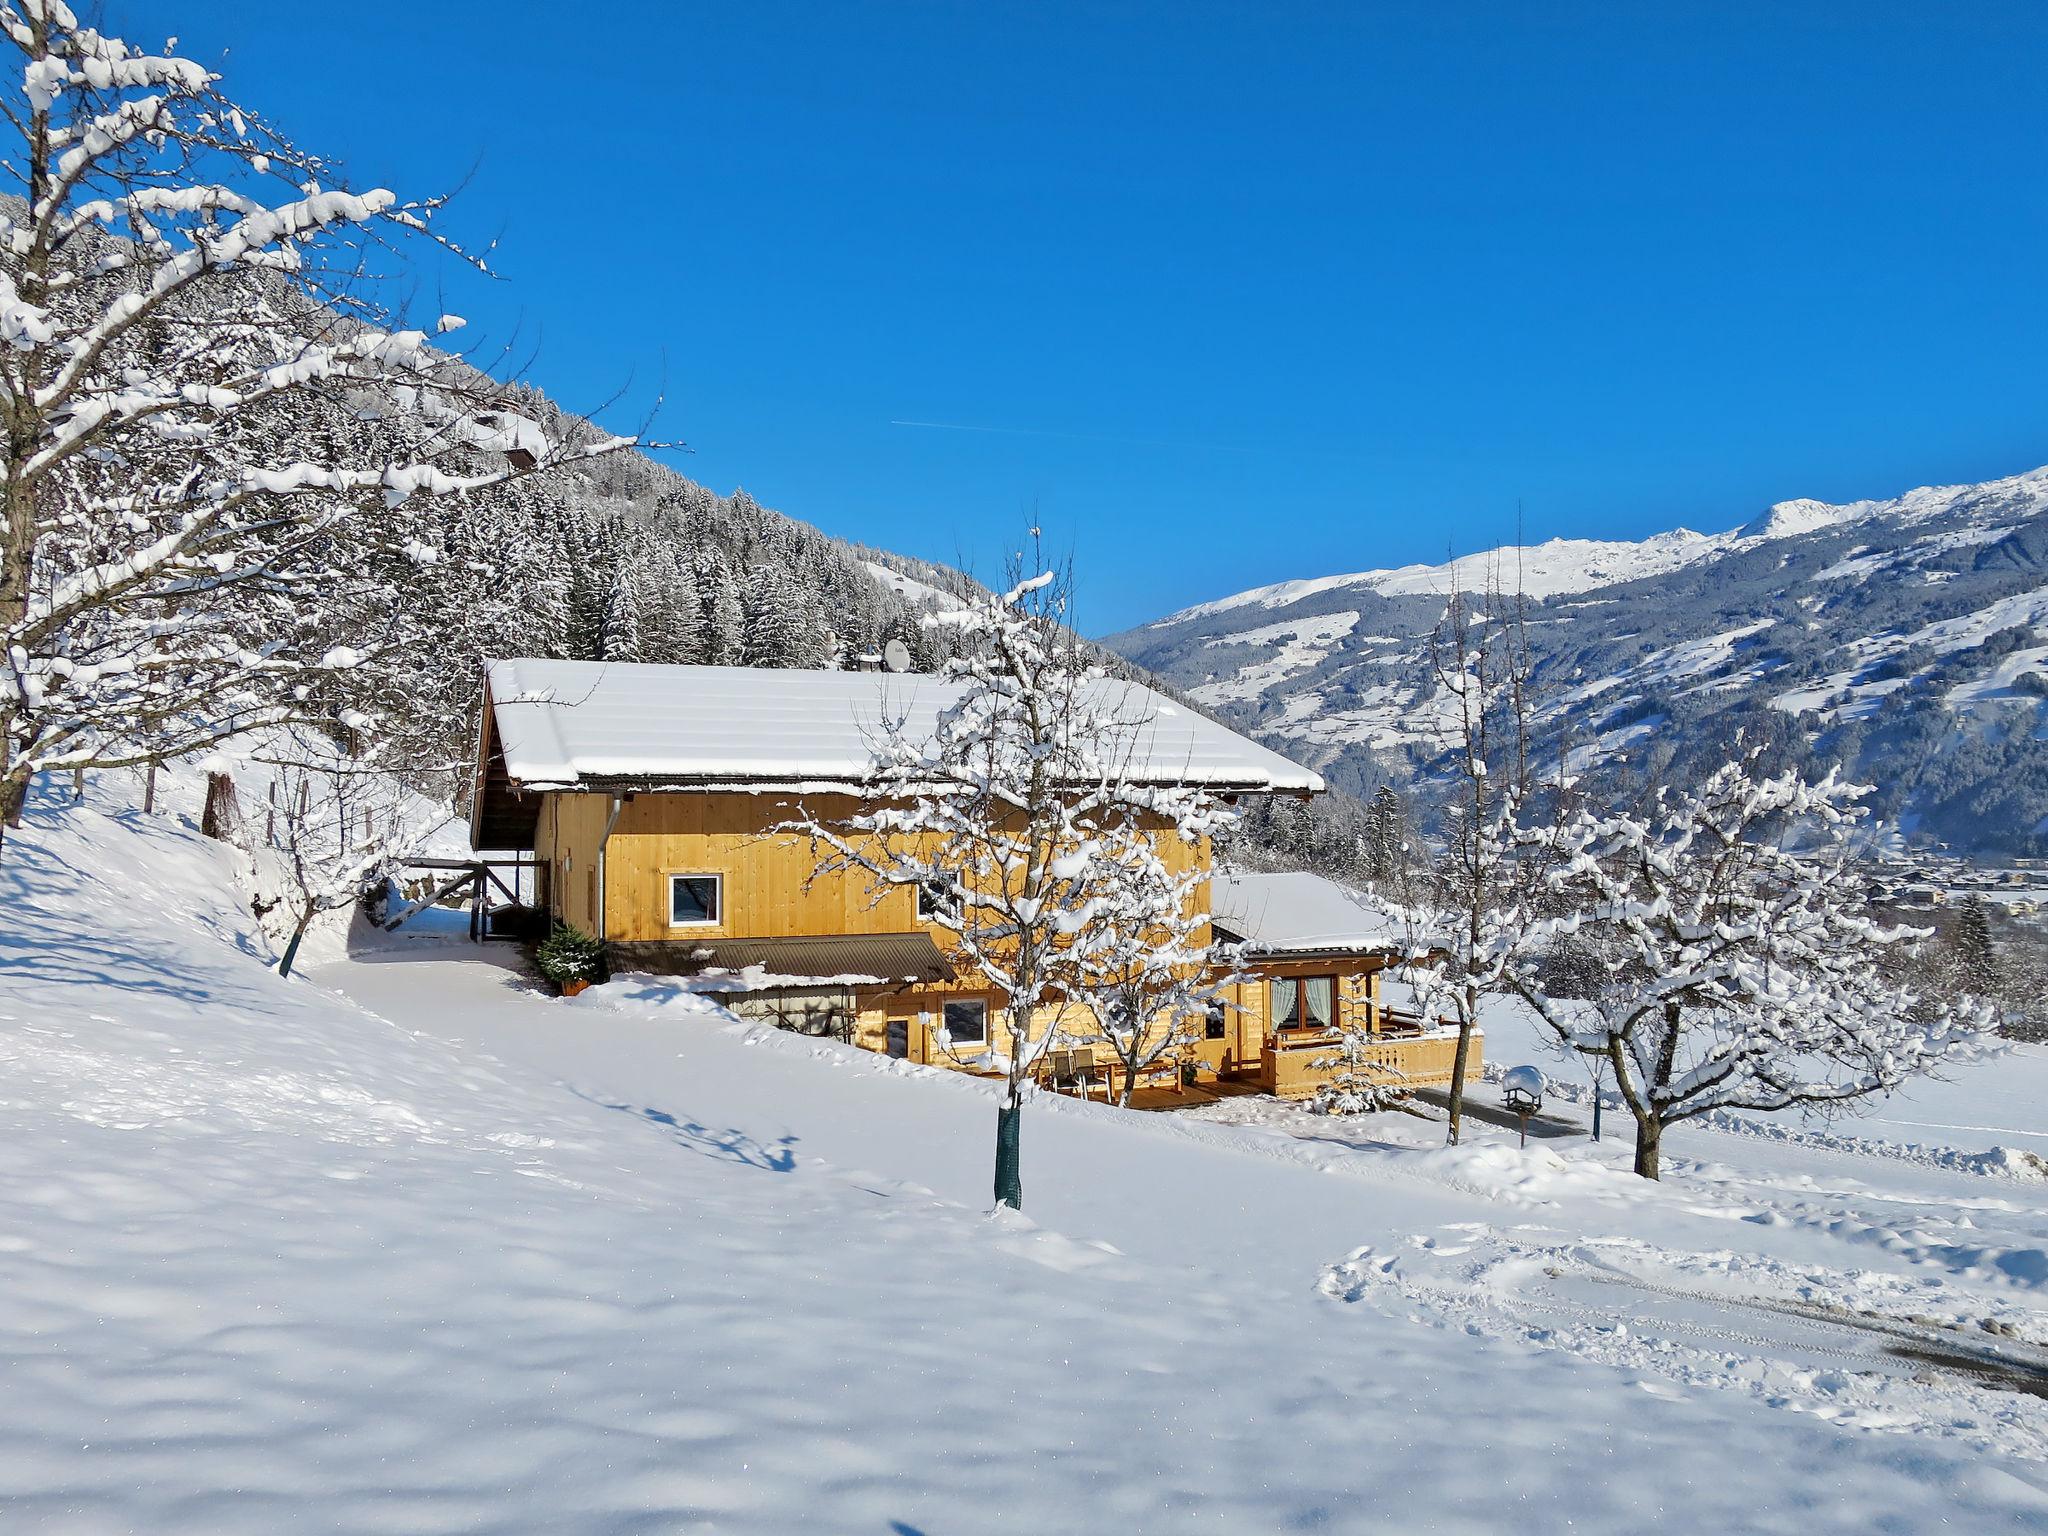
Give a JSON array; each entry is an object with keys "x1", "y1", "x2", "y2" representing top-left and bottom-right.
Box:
[{"x1": 1106, "y1": 464, "x2": 2048, "y2": 858}]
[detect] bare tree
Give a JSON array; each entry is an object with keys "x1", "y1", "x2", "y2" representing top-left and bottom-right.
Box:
[
  {"x1": 1401, "y1": 562, "x2": 1549, "y2": 1144},
  {"x1": 794, "y1": 546, "x2": 1235, "y2": 1204},
  {"x1": 248, "y1": 729, "x2": 446, "y2": 978},
  {"x1": 1506, "y1": 754, "x2": 1996, "y2": 1179}
]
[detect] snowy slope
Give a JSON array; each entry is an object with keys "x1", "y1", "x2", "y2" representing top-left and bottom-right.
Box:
[
  {"x1": 5, "y1": 782, "x2": 2048, "y2": 1531},
  {"x1": 1107, "y1": 465, "x2": 2048, "y2": 854}
]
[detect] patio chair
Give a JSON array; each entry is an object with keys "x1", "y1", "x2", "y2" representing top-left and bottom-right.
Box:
[{"x1": 1044, "y1": 1045, "x2": 1103, "y2": 1100}]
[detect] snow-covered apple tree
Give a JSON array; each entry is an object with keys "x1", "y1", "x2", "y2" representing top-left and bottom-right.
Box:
[
  {"x1": 1054, "y1": 792, "x2": 1241, "y2": 1108},
  {"x1": 0, "y1": 2, "x2": 634, "y2": 858},
  {"x1": 1507, "y1": 753, "x2": 1997, "y2": 1179},
  {"x1": 1397, "y1": 570, "x2": 1553, "y2": 1143},
  {"x1": 246, "y1": 727, "x2": 447, "y2": 978},
  {"x1": 793, "y1": 551, "x2": 1236, "y2": 1205}
]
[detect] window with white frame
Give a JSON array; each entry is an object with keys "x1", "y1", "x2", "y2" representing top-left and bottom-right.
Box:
[
  {"x1": 668, "y1": 873, "x2": 722, "y2": 927},
  {"x1": 940, "y1": 999, "x2": 988, "y2": 1047}
]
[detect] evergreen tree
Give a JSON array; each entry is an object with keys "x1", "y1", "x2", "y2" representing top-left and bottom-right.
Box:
[
  {"x1": 600, "y1": 570, "x2": 643, "y2": 661},
  {"x1": 1362, "y1": 786, "x2": 1408, "y2": 887},
  {"x1": 743, "y1": 563, "x2": 822, "y2": 668},
  {"x1": 698, "y1": 551, "x2": 747, "y2": 665},
  {"x1": 1949, "y1": 896, "x2": 2000, "y2": 998}
]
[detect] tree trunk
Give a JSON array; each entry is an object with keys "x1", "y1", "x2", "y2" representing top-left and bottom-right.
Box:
[
  {"x1": 1444, "y1": 1009, "x2": 1476, "y2": 1146},
  {"x1": 1632, "y1": 1114, "x2": 1662, "y2": 1180},
  {"x1": 201, "y1": 771, "x2": 235, "y2": 840},
  {"x1": 143, "y1": 761, "x2": 157, "y2": 814},
  {"x1": 277, "y1": 906, "x2": 315, "y2": 980}
]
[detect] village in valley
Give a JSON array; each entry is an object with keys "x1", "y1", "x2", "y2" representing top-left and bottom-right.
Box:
[{"x1": 3, "y1": 4, "x2": 2047, "y2": 1534}]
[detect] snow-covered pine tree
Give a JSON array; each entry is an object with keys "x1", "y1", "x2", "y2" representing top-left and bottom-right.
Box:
[
  {"x1": 1508, "y1": 754, "x2": 1997, "y2": 1179},
  {"x1": 1948, "y1": 895, "x2": 2000, "y2": 1000},
  {"x1": 1308, "y1": 1029, "x2": 1414, "y2": 1116},
  {"x1": 1362, "y1": 785, "x2": 1408, "y2": 888},
  {"x1": 600, "y1": 570, "x2": 644, "y2": 662},
  {"x1": 742, "y1": 562, "x2": 820, "y2": 668},
  {"x1": 638, "y1": 550, "x2": 700, "y2": 666},
  {"x1": 697, "y1": 551, "x2": 747, "y2": 665},
  {"x1": 0, "y1": 3, "x2": 634, "y2": 856}
]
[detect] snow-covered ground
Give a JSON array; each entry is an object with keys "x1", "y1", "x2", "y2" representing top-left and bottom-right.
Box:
[{"x1": 5, "y1": 779, "x2": 2048, "y2": 1532}]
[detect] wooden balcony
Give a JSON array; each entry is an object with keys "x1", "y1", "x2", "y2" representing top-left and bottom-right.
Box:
[{"x1": 1257, "y1": 1023, "x2": 1478, "y2": 1101}]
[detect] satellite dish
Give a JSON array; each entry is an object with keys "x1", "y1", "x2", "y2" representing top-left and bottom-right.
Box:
[{"x1": 882, "y1": 638, "x2": 913, "y2": 673}]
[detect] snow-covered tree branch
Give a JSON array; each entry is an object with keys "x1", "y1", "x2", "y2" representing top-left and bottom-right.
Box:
[
  {"x1": 244, "y1": 727, "x2": 447, "y2": 978},
  {"x1": 791, "y1": 548, "x2": 1236, "y2": 1204},
  {"x1": 1505, "y1": 753, "x2": 1998, "y2": 1179},
  {"x1": 0, "y1": 2, "x2": 638, "y2": 856}
]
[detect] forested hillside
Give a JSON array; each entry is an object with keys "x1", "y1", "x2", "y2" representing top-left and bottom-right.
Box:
[{"x1": 367, "y1": 418, "x2": 986, "y2": 795}]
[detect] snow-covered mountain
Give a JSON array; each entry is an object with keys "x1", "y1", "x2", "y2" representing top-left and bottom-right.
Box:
[{"x1": 1105, "y1": 467, "x2": 2048, "y2": 857}]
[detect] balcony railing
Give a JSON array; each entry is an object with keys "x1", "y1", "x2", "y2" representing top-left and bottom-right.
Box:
[{"x1": 1259, "y1": 1020, "x2": 1478, "y2": 1101}]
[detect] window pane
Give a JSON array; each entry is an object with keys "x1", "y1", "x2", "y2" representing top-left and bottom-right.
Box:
[
  {"x1": 1205, "y1": 1002, "x2": 1228, "y2": 1041},
  {"x1": 1272, "y1": 977, "x2": 1298, "y2": 1028},
  {"x1": 942, "y1": 1000, "x2": 987, "y2": 1045},
  {"x1": 671, "y1": 875, "x2": 719, "y2": 924},
  {"x1": 1305, "y1": 976, "x2": 1335, "y2": 1029}
]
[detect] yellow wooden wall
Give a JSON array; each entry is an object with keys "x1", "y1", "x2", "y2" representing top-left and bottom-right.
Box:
[
  {"x1": 542, "y1": 789, "x2": 1210, "y2": 949},
  {"x1": 599, "y1": 792, "x2": 924, "y2": 941},
  {"x1": 535, "y1": 792, "x2": 618, "y2": 934},
  {"x1": 538, "y1": 787, "x2": 1237, "y2": 1080}
]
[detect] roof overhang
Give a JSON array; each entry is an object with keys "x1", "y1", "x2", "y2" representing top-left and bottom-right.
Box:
[{"x1": 469, "y1": 678, "x2": 546, "y2": 853}]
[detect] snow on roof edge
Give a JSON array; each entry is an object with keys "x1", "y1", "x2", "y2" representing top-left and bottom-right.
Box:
[{"x1": 482, "y1": 658, "x2": 1324, "y2": 795}]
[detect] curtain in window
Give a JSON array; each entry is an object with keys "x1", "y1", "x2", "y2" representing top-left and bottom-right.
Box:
[
  {"x1": 1305, "y1": 976, "x2": 1335, "y2": 1030},
  {"x1": 1272, "y1": 977, "x2": 1298, "y2": 1029}
]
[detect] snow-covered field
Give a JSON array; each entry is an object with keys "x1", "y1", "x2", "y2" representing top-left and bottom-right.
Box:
[{"x1": 5, "y1": 782, "x2": 2048, "y2": 1532}]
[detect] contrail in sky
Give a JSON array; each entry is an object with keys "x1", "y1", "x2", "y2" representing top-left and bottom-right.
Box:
[{"x1": 889, "y1": 418, "x2": 1260, "y2": 454}]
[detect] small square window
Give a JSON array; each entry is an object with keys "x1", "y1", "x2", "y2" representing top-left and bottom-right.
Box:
[
  {"x1": 669, "y1": 873, "x2": 721, "y2": 927},
  {"x1": 1205, "y1": 1001, "x2": 1228, "y2": 1041},
  {"x1": 915, "y1": 876, "x2": 956, "y2": 923},
  {"x1": 941, "y1": 999, "x2": 988, "y2": 1046}
]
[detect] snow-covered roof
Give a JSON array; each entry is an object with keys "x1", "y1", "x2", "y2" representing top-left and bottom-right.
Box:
[
  {"x1": 1209, "y1": 870, "x2": 1404, "y2": 956},
  {"x1": 482, "y1": 659, "x2": 1324, "y2": 795}
]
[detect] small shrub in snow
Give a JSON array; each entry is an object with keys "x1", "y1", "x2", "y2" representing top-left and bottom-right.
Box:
[{"x1": 534, "y1": 923, "x2": 607, "y2": 992}]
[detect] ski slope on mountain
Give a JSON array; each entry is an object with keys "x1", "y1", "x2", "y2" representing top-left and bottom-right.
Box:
[{"x1": 4, "y1": 781, "x2": 2048, "y2": 1532}]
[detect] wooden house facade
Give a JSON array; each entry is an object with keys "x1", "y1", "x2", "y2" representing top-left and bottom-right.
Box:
[{"x1": 472, "y1": 659, "x2": 1474, "y2": 1101}]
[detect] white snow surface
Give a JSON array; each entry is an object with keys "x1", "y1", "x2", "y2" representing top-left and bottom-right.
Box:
[
  {"x1": 1163, "y1": 528, "x2": 1723, "y2": 622},
  {"x1": 5, "y1": 780, "x2": 2048, "y2": 1531},
  {"x1": 1210, "y1": 868, "x2": 1407, "y2": 954},
  {"x1": 486, "y1": 657, "x2": 1325, "y2": 793}
]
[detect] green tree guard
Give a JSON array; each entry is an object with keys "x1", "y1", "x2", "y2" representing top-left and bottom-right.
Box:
[{"x1": 994, "y1": 1101, "x2": 1023, "y2": 1210}]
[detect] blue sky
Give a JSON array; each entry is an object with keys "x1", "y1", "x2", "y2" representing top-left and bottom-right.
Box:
[{"x1": 151, "y1": 1, "x2": 2048, "y2": 634}]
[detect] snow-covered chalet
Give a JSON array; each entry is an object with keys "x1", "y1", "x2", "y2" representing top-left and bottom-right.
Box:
[{"x1": 469, "y1": 659, "x2": 1474, "y2": 1100}]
